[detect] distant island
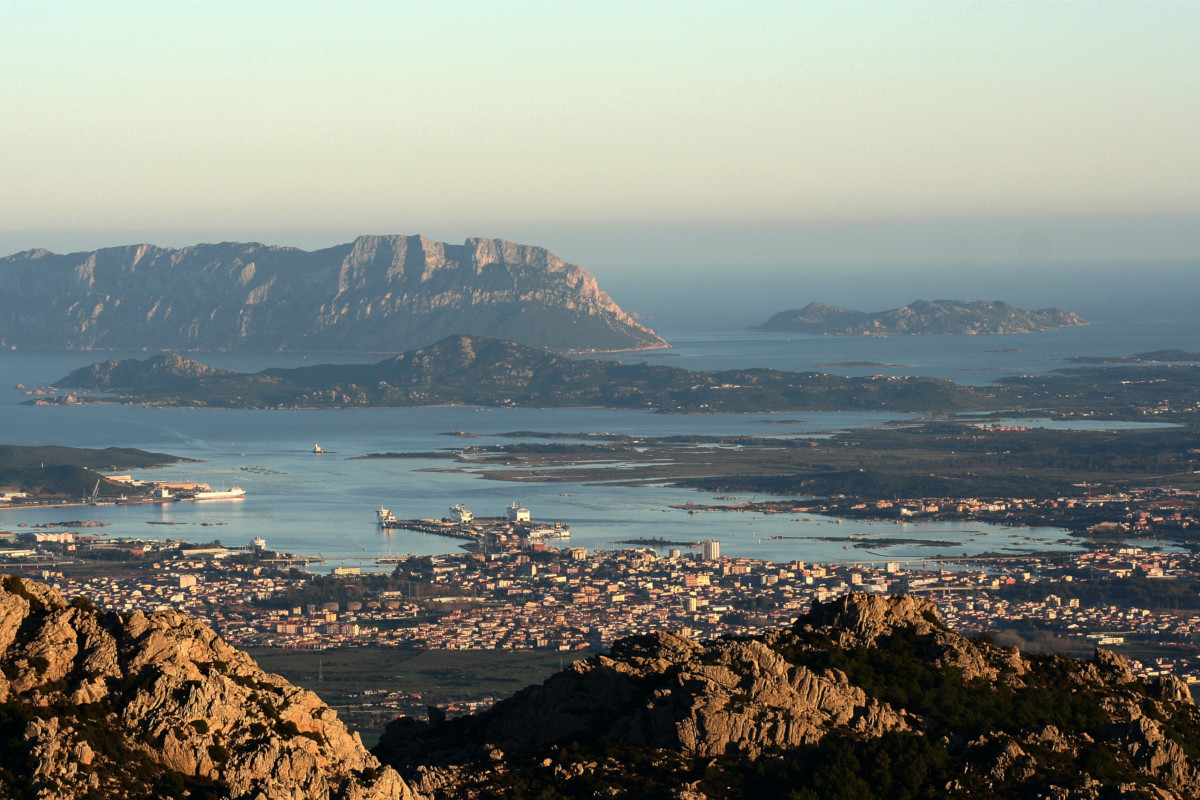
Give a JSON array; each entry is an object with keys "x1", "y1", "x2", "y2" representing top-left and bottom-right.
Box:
[
  {"x1": 0, "y1": 235, "x2": 666, "y2": 353},
  {"x1": 755, "y1": 299, "x2": 1086, "y2": 335}
]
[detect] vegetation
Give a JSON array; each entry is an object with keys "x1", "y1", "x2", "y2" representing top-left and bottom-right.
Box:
[{"x1": 0, "y1": 444, "x2": 183, "y2": 498}]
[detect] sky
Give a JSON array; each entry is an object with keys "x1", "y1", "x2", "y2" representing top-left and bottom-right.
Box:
[{"x1": 1, "y1": 1, "x2": 1199, "y2": 271}]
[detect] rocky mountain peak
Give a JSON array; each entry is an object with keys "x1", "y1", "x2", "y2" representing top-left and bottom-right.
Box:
[
  {"x1": 0, "y1": 575, "x2": 415, "y2": 800},
  {"x1": 796, "y1": 592, "x2": 943, "y2": 644}
]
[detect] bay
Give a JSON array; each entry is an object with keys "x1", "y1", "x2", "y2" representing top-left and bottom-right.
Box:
[{"x1": 0, "y1": 295, "x2": 1193, "y2": 570}]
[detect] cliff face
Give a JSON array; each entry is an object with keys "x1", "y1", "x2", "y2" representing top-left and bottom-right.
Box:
[
  {"x1": 0, "y1": 235, "x2": 666, "y2": 353},
  {"x1": 0, "y1": 576, "x2": 416, "y2": 800},
  {"x1": 756, "y1": 299, "x2": 1086, "y2": 335},
  {"x1": 375, "y1": 593, "x2": 1200, "y2": 800}
]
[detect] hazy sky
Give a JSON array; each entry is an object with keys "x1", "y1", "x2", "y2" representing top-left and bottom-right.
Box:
[{"x1": 2, "y1": 1, "x2": 1199, "y2": 266}]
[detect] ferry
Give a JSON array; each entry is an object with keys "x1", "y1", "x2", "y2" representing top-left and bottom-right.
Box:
[
  {"x1": 192, "y1": 487, "x2": 246, "y2": 501},
  {"x1": 377, "y1": 507, "x2": 398, "y2": 525}
]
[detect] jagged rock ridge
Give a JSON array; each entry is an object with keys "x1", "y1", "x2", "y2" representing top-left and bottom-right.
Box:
[
  {"x1": 375, "y1": 593, "x2": 1200, "y2": 799},
  {"x1": 0, "y1": 235, "x2": 666, "y2": 353},
  {"x1": 0, "y1": 575, "x2": 415, "y2": 800},
  {"x1": 756, "y1": 299, "x2": 1086, "y2": 335}
]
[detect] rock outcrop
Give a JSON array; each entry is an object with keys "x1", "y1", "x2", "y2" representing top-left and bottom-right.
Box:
[
  {"x1": 755, "y1": 299, "x2": 1086, "y2": 335},
  {"x1": 0, "y1": 575, "x2": 416, "y2": 800},
  {"x1": 0, "y1": 235, "x2": 666, "y2": 353},
  {"x1": 375, "y1": 593, "x2": 1200, "y2": 800}
]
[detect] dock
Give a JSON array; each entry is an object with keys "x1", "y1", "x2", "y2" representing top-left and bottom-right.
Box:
[{"x1": 377, "y1": 513, "x2": 570, "y2": 549}]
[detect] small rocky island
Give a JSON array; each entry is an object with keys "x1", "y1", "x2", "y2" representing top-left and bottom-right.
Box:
[{"x1": 755, "y1": 299, "x2": 1086, "y2": 336}]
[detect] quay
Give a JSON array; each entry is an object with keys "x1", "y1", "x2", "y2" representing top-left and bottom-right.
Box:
[{"x1": 376, "y1": 502, "x2": 570, "y2": 550}]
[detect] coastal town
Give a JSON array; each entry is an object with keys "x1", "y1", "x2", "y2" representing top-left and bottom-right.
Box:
[{"x1": 6, "y1": 486, "x2": 1200, "y2": 725}]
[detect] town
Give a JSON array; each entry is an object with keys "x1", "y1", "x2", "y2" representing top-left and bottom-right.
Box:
[{"x1": 6, "y1": 489, "x2": 1200, "y2": 730}]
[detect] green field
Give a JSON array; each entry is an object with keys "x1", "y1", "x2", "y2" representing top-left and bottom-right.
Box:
[{"x1": 243, "y1": 645, "x2": 583, "y2": 747}]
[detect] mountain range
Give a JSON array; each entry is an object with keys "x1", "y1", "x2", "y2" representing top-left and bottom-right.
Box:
[
  {"x1": 755, "y1": 300, "x2": 1086, "y2": 335},
  {"x1": 0, "y1": 235, "x2": 666, "y2": 353}
]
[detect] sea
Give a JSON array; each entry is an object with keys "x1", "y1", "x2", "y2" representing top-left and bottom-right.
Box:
[{"x1": 1, "y1": 261, "x2": 1196, "y2": 570}]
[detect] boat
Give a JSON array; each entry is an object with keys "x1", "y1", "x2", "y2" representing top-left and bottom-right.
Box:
[
  {"x1": 449, "y1": 504, "x2": 474, "y2": 523},
  {"x1": 314, "y1": 444, "x2": 324, "y2": 454},
  {"x1": 192, "y1": 487, "x2": 246, "y2": 501},
  {"x1": 377, "y1": 507, "x2": 398, "y2": 525}
]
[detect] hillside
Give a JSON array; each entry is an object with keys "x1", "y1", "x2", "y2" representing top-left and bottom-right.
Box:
[
  {"x1": 755, "y1": 300, "x2": 1086, "y2": 335},
  {"x1": 0, "y1": 235, "x2": 666, "y2": 353},
  {"x1": 375, "y1": 593, "x2": 1200, "y2": 799},
  {"x1": 49, "y1": 334, "x2": 991, "y2": 412},
  {"x1": 0, "y1": 444, "x2": 184, "y2": 498}
]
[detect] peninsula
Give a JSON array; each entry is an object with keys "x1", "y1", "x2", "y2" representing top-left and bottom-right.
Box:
[
  {"x1": 0, "y1": 444, "x2": 185, "y2": 501},
  {"x1": 43, "y1": 334, "x2": 990, "y2": 413},
  {"x1": 755, "y1": 299, "x2": 1086, "y2": 335},
  {"x1": 38, "y1": 338, "x2": 1199, "y2": 418}
]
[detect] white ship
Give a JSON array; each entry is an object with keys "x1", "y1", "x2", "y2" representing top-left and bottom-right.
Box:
[
  {"x1": 192, "y1": 487, "x2": 246, "y2": 501},
  {"x1": 449, "y1": 504, "x2": 474, "y2": 523},
  {"x1": 377, "y1": 507, "x2": 398, "y2": 525}
]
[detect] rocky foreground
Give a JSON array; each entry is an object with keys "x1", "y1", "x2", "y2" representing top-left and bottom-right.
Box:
[
  {"x1": 375, "y1": 594, "x2": 1200, "y2": 800},
  {"x1": 0, "y1": 575, "x2": 414, "y2": 800},
  {"x1": 0, "y1": 235, "x2": 666, "y2": 353},
  {"x1": 3, "y1": 576, "x2": 1199, "y2": 799}
]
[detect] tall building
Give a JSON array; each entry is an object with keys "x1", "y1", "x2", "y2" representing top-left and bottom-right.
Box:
[{"x1": 701, "y1": 539, "x2": 720, "y2": 561}]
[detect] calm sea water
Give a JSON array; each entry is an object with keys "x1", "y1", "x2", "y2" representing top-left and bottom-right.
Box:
[{"x1": 0, "y1": 288, "x2": 1193, "y2": 569}]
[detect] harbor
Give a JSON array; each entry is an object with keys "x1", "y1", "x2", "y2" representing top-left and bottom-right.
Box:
[{"x1": 375, "y1": 502, "x2": 571, "y2": 551}]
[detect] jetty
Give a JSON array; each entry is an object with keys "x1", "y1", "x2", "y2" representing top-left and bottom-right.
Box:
[{"x1": 375, "y1": 502, "x2": 570, "y2": 549}]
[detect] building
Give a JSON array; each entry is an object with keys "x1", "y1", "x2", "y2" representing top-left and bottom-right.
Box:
[{"x1": 701, "y1": 539, "x2": 720, "y2": 561}]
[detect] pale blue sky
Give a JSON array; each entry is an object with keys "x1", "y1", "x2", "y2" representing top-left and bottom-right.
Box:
[{"x1": 2, "y1": 1, "x2": 1198, "y2": 266}]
